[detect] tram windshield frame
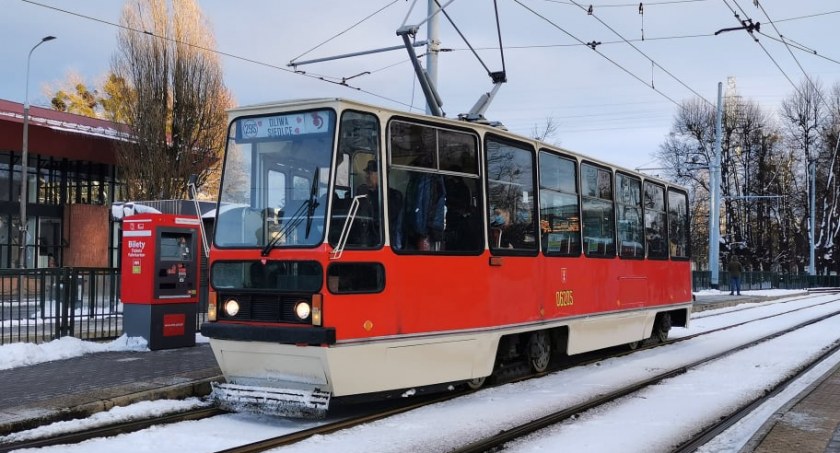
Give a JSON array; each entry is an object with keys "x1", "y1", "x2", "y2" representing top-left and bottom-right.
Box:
[{"x1": 215, "y1": 109, "x2": 336, "y2": 249}]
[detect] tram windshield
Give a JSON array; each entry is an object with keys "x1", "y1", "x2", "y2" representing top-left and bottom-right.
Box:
[{"x1": 215, "y1": 109, "x2": 336, "y2": 249}]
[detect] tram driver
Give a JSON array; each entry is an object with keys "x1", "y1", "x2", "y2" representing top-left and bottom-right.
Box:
[{"x1": 358, "y1": 160, "x2": 404, "y2": 248}]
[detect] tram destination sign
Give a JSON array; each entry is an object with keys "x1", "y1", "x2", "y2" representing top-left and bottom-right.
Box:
[{"x1": 236, "y1": 110, "x2": 331, "y2": 140}]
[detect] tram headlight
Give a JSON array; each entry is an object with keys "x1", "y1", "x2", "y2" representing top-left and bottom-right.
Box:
[
  {"x1": 224, "y1": 299, "x2": 240, "y2": 317},
  {"x1": 294, "y1": 301, "x2": 311, "y2": 320}
]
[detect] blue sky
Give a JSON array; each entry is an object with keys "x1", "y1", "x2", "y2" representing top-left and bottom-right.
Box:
[{"x1": 2, "y1": 0, "x2": 839, "y2": 170}]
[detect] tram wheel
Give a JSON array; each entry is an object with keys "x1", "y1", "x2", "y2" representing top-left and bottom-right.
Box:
[
  {"x1": 654, "y1": 313, "x2": 672, "y2": 343},
  {"x1": 527, "y1": 331, "x2": 551, "y2": 373},
  {"x1": 466, "y1": 376, "x2": 487, "y2": 390}
]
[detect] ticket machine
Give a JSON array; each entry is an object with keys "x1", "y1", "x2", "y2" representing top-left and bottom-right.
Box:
[{"x1": 121, "y1": 214, "x2": 201, "y2": 350}]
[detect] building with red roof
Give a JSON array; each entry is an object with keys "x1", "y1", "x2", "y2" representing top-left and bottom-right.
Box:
[{"x1": 0, "y1": 99, "x2": 127, "y2": 268}]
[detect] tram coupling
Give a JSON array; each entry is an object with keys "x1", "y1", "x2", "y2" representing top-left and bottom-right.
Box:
[{"x1": 210, "y1": 382, "x2": 331, "y2": 419}]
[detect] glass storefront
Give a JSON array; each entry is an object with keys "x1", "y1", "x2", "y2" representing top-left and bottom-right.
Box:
[{"x1": 0, "y1": 151, "x2": 122, "y2": 268}]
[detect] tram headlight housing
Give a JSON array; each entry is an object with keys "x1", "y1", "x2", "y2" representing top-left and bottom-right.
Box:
[
  {"x1": 294, "y1": 300, "x2": 311, "y2": 320},
  {"x1": 224, "y1": 299, "x2": 240, "y2": 317}
]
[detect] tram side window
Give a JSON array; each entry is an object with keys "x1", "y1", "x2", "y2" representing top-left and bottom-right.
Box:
[
  {"x1": 668, "y1": 188, "x2": 689, "y2": 259},
  {"x1": 643, "y1": 181, "x2": 668, "y2": 259},
  {"x1": 389, "y1": 120, "x2": 482, "y2": 253},
  {"x1": 329, "y1": 111, "x2": 382, "y2": 249},
  {"x1": 616, "y1": 173, "x2": 644, "y2": 258},
  {"x1": 580, "y1": 163, "x2": 615, "y2": 257},
  {"x1": 486, "y1": 137, "x2": 537, "y2": 253},
  {"x1": 538, "y1": 151, "x2": 580, "y2": 256}
]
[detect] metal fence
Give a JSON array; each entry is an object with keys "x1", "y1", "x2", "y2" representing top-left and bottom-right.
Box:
[
  {"x1": 0, "y1": 267, "x2": 207, "y2": 345},
  {"x1": 692, "y1": 271, "x2": 840, "y2": 292},
  {"x1": 3, "y1": 267, "x2": 835, "y2": 345},
  {"x1": 0, "y1": 268, "x2": 121, "y2": 345}
]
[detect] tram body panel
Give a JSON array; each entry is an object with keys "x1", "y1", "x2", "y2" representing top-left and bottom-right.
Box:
[
  {"x1": 208, "y1": 331, "x2": 496, "y2": 397},
  {"x1": 207, "y1": 301, "x2": 690, "y2": 397}
]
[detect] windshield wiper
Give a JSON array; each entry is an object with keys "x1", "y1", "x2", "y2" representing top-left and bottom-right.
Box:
[
  {"x1": 305, "y1": 165, "x2": 320, "y2": 237},
  {"x1": 260, "y1": 166, "x2": 321, "y2": 256}
]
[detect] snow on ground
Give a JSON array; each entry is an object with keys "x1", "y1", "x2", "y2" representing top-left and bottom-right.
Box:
[
  {"x1": 3, "y1": 290, "x2": 839, "y2": 452},
  {"x1": 0, "y1": 334, "x2": 209, "y2": 371},
  {"x1": 0, "y1": 335, "x2": 147, "y2": 371},
  {"x1": 1, "y1": 398, "x2": 210, "y2": 444},
  {"x1": 693, "y1": 289, "x2": 804, "y2": 298}
]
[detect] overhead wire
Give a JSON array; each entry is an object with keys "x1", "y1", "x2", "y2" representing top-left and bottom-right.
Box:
[
  {"x1": 21, "y1": 0, "x2": 838, "y2": 129},
  {"x1": 567, "y1": 0, "x2": 714, "y2": 106},
  {"x1": 756, "y1": 32, "x2": 840, "y2": 67},
  {"x1": 512, "y1": 0, "x2": 683, "y2": 107},
  {"x1": 719, "y1": 0, "x2": 798, "y2": 96},
  {"x1": 752, "y1": 1, "x2": 834, "y2": 108},
  {"x1": 750, "y1": 1, "x2": 840, "y2": 172},
  {"x1": 19, "y1": 0, "x2": 418, "y2": 110},
  {"x1": 444, "y1": 8, "x2": 837, "y2": 52},
  {"x1": 541, "y1": 0, "x2": 709, "y2": 8},
  {"x1": 432, "y1": 0, "x2": 495, "y2": 75},
  {"x1": 289, "y1": 0, "x2": 401, "y2": 65},
  {"x1": 448, "y1": 32, "x2": 713, "y2": 53},
  {"x1": 773, "y1": 10, "x2": 840, "y2": 24}
]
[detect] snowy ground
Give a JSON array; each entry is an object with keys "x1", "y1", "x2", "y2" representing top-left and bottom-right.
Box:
[{"x1": 2, "y1": 289, "x2": 838, "y2": 452}]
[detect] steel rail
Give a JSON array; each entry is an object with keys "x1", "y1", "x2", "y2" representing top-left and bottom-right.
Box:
[
  {"x1": 212, "y1": 393, "x2": 462, "y2": 453},
  {"x1": 448, "y1": 301, "x2": 840, "y2": 453},
  {"x1": 673, "y1": 337, "x2": 840, "y2": 452},
  {"x1": 0, "y1": 407, "x2": 224, "y2": 453}
]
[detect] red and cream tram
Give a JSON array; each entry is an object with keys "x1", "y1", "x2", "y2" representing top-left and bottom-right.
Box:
[{"x1": 200, "y1": 98, "x2": 692, "y2": 417}]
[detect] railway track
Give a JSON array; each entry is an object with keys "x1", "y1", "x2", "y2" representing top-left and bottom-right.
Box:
[
  {"x1": 447, "y1": 300, "x2": 840, "y2": 453},
  {"x1": 206, "y1": 295, "x2": 840, "y2": 453},
  {"x1": 212, "y1": 393, "x2": 462, "y2": 453},
  {"x1": 692, "y1": 291, "x2": 833, "y2": 320},
  {"x1": 6, "y1": 294, "x2": 839, "y2": 452},
  {"x1": 0, "y1": 407, "x2": 224, "y2": 453},
  {"x1": 672, "y1": 338, "x2": 840, "y2": 452}
]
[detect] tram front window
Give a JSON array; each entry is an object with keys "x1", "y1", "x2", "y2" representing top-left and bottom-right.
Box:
[{"x1": 215, "y1": 109, "x2": 336, "y2": 249}]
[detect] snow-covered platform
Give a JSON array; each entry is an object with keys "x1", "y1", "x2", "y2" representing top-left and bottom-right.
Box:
[{"x1": 692, "y1": 289, "x2": 809, "y2": 313}]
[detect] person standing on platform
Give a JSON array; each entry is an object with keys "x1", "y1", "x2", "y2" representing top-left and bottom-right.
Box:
[{"x1": 728, "y1": 255, "x2": 742, "y2": 295}]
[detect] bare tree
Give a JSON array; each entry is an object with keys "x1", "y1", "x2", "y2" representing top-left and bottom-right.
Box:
[
  {"x1": 530, "y1": 116, "x2": 561, "y2": 145},
  {"x1": 816, "y1": 82, "x2": 840, "y2": 274},
  {"x1": 111, "y1": 0, "x2": 231, "y2": 200},
  {"x1": 780, "y1": 79, "x2": 825, "y2": 273},
  {"x1": 654, "y1": 98, "x2": 717, "y2": 268},
  {"x1": 656, "y1": 94, "x2": 791, "y2": 272}
]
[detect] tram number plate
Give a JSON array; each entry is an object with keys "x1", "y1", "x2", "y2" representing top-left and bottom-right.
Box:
[{"x1": 555, "y1": 290, "x2": 574, "y2": 307}]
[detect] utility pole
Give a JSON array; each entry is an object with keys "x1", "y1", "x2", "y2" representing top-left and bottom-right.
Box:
[
  {"x1": 20, "y1": 35, "x2": 56, "y2": 269},
  {"x1": 425, "y1": 0, "x2": 440, "y2": 106},
  {"x1": 710, "y1": 82, "x2": 723, "y2": 289},
  {"x1": 808, "y1": 160, "x2": 816, "y2": 275}
]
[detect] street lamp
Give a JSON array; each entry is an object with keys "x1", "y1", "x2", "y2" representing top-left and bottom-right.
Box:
[{"x1": 19, "y1": 35, "x2": 56, "y2": 269}]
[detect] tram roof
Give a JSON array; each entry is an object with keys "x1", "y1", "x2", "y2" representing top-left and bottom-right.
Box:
[{"x1": 228, "y1": 98, "x2": 680, "y2": 189}]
